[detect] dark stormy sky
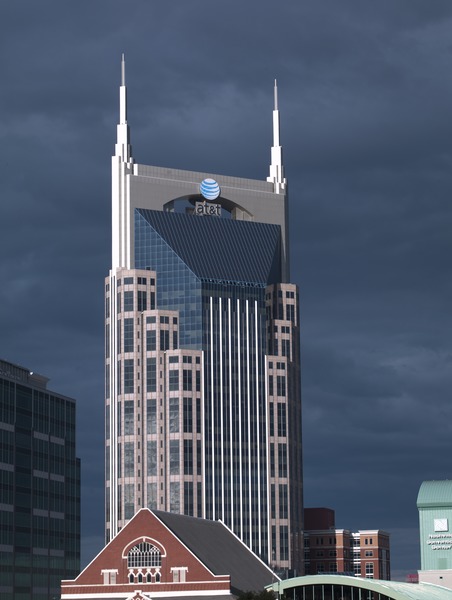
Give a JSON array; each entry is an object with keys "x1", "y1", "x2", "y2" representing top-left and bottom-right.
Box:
[{"x1": 1, "y1": 0, "x2": 451, "y2": 580}]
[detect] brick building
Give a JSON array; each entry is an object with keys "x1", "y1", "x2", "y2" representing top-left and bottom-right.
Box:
[
  {"x1": 304, "y1": 508, "x2": 390, "y2": 580},
  {"x1": 61, "y1": 508, "x2": 277, "y2": 599}
]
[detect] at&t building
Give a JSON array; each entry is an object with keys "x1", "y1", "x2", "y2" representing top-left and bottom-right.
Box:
[{"x1": 105, "y1": 57, "x2": 303, "y2": 573}]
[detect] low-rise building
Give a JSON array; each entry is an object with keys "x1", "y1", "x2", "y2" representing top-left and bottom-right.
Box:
[
  {"x1": 304, "y1": 508, "x2": 390, "y2": 579},
  {"x1": 61, "y1": 508, "x2": 278, "y2": 600}
]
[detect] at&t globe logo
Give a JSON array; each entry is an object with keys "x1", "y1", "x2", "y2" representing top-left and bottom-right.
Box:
[{"x1": 200, "y1": 178, "x2": 221, "y2": 200}]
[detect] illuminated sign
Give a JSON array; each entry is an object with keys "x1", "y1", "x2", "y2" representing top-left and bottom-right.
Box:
[{"x1": 200, "y1": 178, "x2": 220, "y2": 200}]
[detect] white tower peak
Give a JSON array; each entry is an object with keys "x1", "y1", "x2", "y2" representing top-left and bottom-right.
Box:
[
  {"x1": 112, "y1": 55, "x2": 134, "y2": 271},
  {"x1": 267, "y1": 79, "x2": 286, "y2": 193},
  {"x1": 115, "y1": 54, "x2": 132, "y2": 162}
]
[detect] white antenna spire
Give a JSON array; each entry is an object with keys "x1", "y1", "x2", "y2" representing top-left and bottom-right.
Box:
[
  {"x1": 112, "y1": 54, "x2": 134, "y2": 272},
  {"x1": 115, "y1": 53, "x2": 132, "y2": 161},
  {"x1": 267, "y1": 79, "x2": 286, "y2": 193}
]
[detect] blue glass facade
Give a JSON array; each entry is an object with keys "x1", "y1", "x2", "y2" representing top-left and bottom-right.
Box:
[{"x1": 132, "y1": 209, "x2": 290, "y2": 562}]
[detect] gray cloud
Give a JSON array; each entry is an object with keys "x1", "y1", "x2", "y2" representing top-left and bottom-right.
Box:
[{"x1": 0, "y1": 0, "x2": 451, "y2": 576}]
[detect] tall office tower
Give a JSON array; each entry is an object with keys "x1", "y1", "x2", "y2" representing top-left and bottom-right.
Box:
[
  {"x1": 105, "y1": 57, "x2": 303, "y2": 572},
  {"x1": 0, "y1": 359, "x2": 80, "y2": 600}
]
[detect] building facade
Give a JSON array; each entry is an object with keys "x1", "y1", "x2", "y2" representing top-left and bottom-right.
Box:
[
  {"x1": 105, "y1": 58, "x2": 303, "y2": 572},
  {"x1": 304, "y1": 509, "x2": 390, "y2": 580},
  {"x1": 417, "y1": 480, "x2": 452, "y2": 589},
  {"x1": 0, "y1": 359, "x2": 80, "y2": 600},
  {"x1": 62, "y1": 508, "x2": 277, "y2": 599}
]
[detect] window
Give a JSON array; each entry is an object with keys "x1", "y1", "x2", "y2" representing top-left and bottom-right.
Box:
[
  {"x1": 365, "y1": 550, "x2": 373, "y2": 557},
  {"x1": 124, "y1": 291, "x2": 134, "y2": 312},
  {"x1": 124, "y1": 442, "x2": 134, "y2": 476},
  {"x1": 279, "y1": 484, "x2": 288, "y2": 518},
  {"x1": 169, "y1": 370, "x2": 179, "y2": 391},
  {"x1": 160, "y1": 330, "x2": 169, "y2": 351},
  {"x1": 138, "y1": 290, "x2": 147, "y2": 312},
  {"x1": 124, "y1": 359, "x2": 134, "y2": 393},
  {"x1": 127, "y1": 542, "x2": 161, "y2": 568},
  {"x1": 147, "y1": 441, "x2": 157, "y2": 476},
  {"x1": 123, "y1": 318, "x2": 134, "y2": 353},
  {"x1": 282, "y1": 339, "x2": 291, "y2": 360},
  {"x1": 277, "y1": 375, "x2": 286, "y2": 397},
  {"x1": 280, "y1": 526, "x2": 289, "y2": 561},
  {"x1": 172, "y1": 567, "x2": 187, "y2": 582},
  {"x1": 146, "y1": 330, "x2": 156, "y2": 352},
  {"x1": 277, "y1": 403, "x2": 286, "y2": 437},
  {"x1": 124, "y1": 401, "x2": 134, "y2": 435},
  {"x1": 196, "y1": 398, "x2": 201, "y2": 433},
  {"x1": 170, "y1": 440, "x2": 179, "y2": 474},
  {"x1": 170, "y1": 481, "x2": 180, "y2": 511},
  {"x1": 183, "y1": 398, "x2": 192, "y2": 433},
  {"x1": 124, "y1": 483, "x2": 134, "y2": 519},
  {"x1": 169, "y1": 398, "x2": 179, "y2": 433},
  {"x1": 147, "y1": 398, "x2": 156, "y2": 434},
  {"x1": 147, "y1": 358, "x2": 156, "y2": 393},
  {"x1": 184, "y1": 439, "x2": 193, "y2": 475},
  {"x1": 270, "y1": 444, "x2": 275, "y2": 477},
  {"x1": 365, "y1": 563, "x2": 374, "y2": 578},
  {"x1": 278, "y1": 443, "x2": 287, "y2": 477},
  {"x1": 183, "y1": 370, "x2": 192, "y2": 391}
]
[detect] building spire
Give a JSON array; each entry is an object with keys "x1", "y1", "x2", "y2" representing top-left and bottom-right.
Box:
[
  {"x1": 115, "y1": 53, "x2": 132, "y2": 161},
  {"x1": 267, "y1": 79, "x2": 286, "y2": 193}
]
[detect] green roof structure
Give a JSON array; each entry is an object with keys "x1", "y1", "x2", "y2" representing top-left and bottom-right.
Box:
[
  {"x1": 268, "y1": 574, "x2": 452, "y2": 599},
  {"x1": 417, "y1": 481, "x2": 452, "y2": 508}
]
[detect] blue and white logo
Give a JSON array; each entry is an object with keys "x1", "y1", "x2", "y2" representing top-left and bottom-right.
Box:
[{"x1": 200, "y1": 178, "x2": 220, "y2": 200}]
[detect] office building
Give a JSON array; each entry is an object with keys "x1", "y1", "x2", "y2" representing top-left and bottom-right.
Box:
[
  {"x1": 105, "y1": 57, "x2": 303, "y2": 572},
  {"x1": 304, "y1": 508, "x2": 390, "y2": 579},
  {"x1": 0, "y1": 359, "x2": 80, "y2": 600}
]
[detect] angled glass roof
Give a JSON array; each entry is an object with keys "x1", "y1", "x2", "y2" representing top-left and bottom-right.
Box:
[{"x1": 135, "y1": 209, "x2": 282, "y2": 287}]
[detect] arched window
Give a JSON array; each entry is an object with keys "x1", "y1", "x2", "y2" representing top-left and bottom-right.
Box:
[{"x1": 128, "y1": 542, "x2": 162, "y2": 569}]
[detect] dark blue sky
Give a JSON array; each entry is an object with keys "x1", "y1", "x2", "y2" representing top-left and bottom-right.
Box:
[{"x1": 1, "y1": 0, "x2": 451, "y2": 580}]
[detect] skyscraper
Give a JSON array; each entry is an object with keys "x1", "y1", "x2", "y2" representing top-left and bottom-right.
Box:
[
  {"x1": 105, "y1": 57, "x2": 303, "y2": 572},
  {"x1": 0, "y1": 359, "x2": 80, "y2": 600}
]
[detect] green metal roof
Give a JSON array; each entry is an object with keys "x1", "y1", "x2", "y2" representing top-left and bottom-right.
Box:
[
  {"x1": 268, "y1": 575, "x2": 452, "y2": 600},
  {"x1": 417, "y1": 481, "x2": 452, "y2": 508}
]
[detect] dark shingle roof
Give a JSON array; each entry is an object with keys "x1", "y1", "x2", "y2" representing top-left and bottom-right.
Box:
[{"x1": 153, "y1": 510, "x2": 278, "y2": 595}]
